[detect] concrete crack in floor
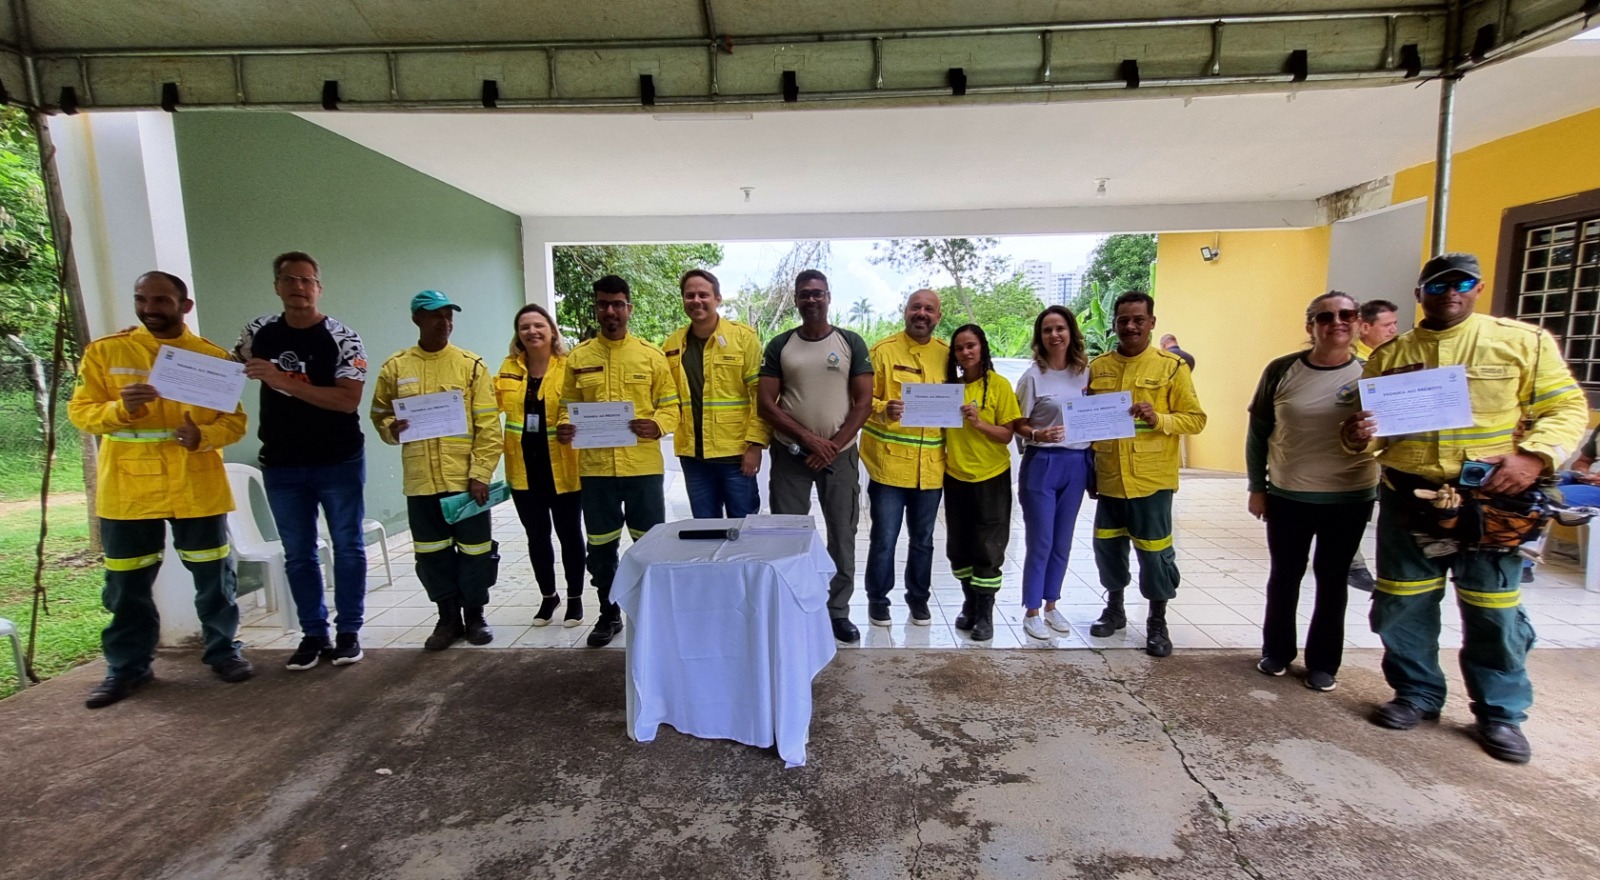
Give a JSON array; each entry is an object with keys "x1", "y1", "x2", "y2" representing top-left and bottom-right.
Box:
[{"x1": 1087, "y1": 648, "x2": 1269, "y2": 880}]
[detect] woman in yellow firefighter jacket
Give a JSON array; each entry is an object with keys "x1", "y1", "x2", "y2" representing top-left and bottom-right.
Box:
[{"x1": 497, "y1": 303, "x2": 584, "y2": 627}]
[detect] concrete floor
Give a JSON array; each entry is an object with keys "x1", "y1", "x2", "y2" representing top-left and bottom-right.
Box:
[{"x1": 6, "y1": 646, "x2": 1600, "y2": 880}]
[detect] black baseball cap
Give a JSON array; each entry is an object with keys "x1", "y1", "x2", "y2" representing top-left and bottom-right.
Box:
[{"x1": 1418, "y1": 253, "x2": 1482, "y2": 287}]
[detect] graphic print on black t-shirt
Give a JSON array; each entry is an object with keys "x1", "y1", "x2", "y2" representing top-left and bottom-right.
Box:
[{"x1": 235, "y1": 314, "x2": 368, "y2": 468}]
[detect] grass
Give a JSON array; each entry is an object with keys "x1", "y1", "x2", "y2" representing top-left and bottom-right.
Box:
[
  {"x1": 1, "y1": 390, "x2": 102, "y2": 698},
  {"x1": 0, "y1": 389, "x2": 83, "y2": 502},
  {"x1": 0, "y1": 499, "x2": 106, "y2": 699}
]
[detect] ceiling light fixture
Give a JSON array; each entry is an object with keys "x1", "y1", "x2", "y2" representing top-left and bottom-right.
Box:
[
  {"x1": 1094, "y1": 178, "x2": 1109, "y2": 198},
  {"x1": 741, "y1": 186, "x2": 754, "y2": 203}
]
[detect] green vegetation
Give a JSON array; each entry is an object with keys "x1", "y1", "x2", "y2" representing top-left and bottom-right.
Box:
[
  {"x1": 552, "y1": 243, "x2": 725, "y2": 344},
  {"x1": 0, "y1": 496, "x2": 105, "y2": 699}
]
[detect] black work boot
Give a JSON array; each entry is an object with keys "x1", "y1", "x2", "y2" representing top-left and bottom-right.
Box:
[
  {"x1": 953, "y1": 581, "x2": 977, "y2": 632},
  {"x1": 424, "y1": 599, "x2": 465, "y2": 651},
  {"x1": 463, "y1": 605, "x2": 494, "y2": 645},
  {"x1": 1145, "y1": 600, "x2": 1172, "y2": 658},
  {"x1": 1089, "y1": 590, "x2": 1126, "y2": 638},
  {"x1": 970, "y1": 591, "x2": 996, "y2": 642}
]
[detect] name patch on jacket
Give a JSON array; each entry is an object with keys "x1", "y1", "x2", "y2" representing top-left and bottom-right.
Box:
[
  {"x1": 1381, "y1": 363, "x2": 1424, "y2": 377},
  {"x1": 893, "y1": 364, "x2": 922, "y2": 375},
  {"x1": 571, "y1": 366, "x2": 604, "y2": 375},
  {"x1": 663, "y1": 348, "x2": 681, "y2": 358}
]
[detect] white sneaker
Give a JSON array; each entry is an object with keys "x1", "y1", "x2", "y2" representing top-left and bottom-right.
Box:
[
  {"x1": 1023, "y1": 615, "x2": 1051, "y2": 640},
  {"x1": 1043, "y1": 608, "x2": 1073, "y2": 633}
]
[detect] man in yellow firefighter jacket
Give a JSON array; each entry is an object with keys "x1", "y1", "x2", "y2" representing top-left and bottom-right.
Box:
[
  {"x1": 370, "y1": 291, "x2": 503, "y2": 651},
  {"x1": 69, "y1": 271, "x2": 252, "y2": 708},
  {"x1": 557, "y1": 275, "x2": 680, "y2": 648},
  {"x1": 1342, "y1": 253, "x2": 1586, "y2": 764},
  {"x1": 1087, "y1": 291, "x2": 1207, "y2": 658},
  {"x1": 861, "y1": 288, "x2": 947, "y2": 627},
  {"x1": 662, "y1": 269, "x2": 767, "y2": 518}
]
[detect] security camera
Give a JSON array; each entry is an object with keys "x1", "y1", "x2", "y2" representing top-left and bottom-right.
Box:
[{"x1": 1200, "y1": 246, "x2": 1219, "y2": 262}]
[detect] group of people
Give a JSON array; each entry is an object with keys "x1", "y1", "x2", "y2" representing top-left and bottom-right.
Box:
[{"x1": 68, "y1": 248, "x2": 1584, "y2": 766}]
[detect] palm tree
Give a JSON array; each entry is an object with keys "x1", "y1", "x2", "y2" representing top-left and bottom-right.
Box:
[{"x1": 848, "y1": 297, "x2": 874, "y2": 327}]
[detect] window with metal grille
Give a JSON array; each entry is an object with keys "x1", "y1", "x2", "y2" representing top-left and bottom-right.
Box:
[{"x1": 1513, "y1": 217, "x2": 1600, "y2": 393}]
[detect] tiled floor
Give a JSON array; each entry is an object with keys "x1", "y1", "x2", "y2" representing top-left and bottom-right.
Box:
[{"x1": 237, "y1": 468, "x2": 1600, "y2": 651}]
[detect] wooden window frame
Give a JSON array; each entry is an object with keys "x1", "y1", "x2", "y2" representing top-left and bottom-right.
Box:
[{"x1": 1494, "y1": 186, "x2": 1600, "y2": 406}]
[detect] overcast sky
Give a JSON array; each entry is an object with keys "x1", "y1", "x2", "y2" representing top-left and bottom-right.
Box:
[{"x1": 709, "y1": 234, "x2": 1103, "y2": 316}]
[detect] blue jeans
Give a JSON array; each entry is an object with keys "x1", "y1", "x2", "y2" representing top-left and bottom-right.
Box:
[
  {"x1": 680, "y1": 456, "x2": 760, "y2": 518},
  {"x1": 866, "y1": 480, "x2": 941, "y2": 610},
  {"x1": 264, "y1": 456, "x2": 368, "y2": 638}
]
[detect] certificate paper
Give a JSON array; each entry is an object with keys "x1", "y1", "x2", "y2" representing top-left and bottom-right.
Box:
[
  {"x1": 147, "y1": 345, "x2": 247, "y2": 413},
  {"x1": 1359, "y1": 365, "x2": 1474, "y2": 437},
  {"x1": 1062, "y1": 392, "x2": 1137, "y2": 443},
  {"x1": 570, "y1": 401, "x2": 638, "y2": 449},
  {"x1": 899, "y1": 383, "x2": 964, "y2": 428},
  {"x1": 394, "y1": 390, "x2": 469, "y2": 443}
]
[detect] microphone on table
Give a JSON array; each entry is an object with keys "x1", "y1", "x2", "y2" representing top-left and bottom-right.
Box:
[{"x1": 678, "y1": 527, "x2": 740, "y2": 541}]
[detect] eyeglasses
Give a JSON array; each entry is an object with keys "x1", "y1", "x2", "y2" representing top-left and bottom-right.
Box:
[
  {"x1": 276, "y1": 274, "x2": 320, "y2": 286},
  {"x1": 594, "y1": 300, "x2": 630, "y2": 312},
  {"x1": 795, "y1": 289, "x2": 829, "y2": 301},
  {"x1": 1421, "y1": 278, "x2": 1478, "y2": 296},
  {"x1": 1313, "y1": 309, "x2": 1359, "y2": 324}
]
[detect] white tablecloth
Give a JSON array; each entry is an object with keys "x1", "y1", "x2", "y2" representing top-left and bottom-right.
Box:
[{"x1": 611, "y1": 517, "x2": 838, "y2": 767}]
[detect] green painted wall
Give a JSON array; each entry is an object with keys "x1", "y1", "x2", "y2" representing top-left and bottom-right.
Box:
[{"x1": 173, "y1": 112, "x2": 523, "y2": 531}]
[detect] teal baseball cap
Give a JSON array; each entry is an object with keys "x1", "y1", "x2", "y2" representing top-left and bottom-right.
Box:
[{"x1": 410, "y1": 290, "x2": 462, "y2": 313}]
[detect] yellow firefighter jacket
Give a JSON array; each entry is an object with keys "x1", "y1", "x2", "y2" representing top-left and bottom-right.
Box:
[
  {"x1": 494, "y1": 352, "x2": 581, "y2": 494},
  {"x1": 1349, "y1": 313, "x2": 1586, "y2": 483},
  {"x1": 369, "y1": 344, "x2": 502, "y2": 496},
  {"x1": 557, "y1": 333, "x2": 680, "y2": 478},
  {"x1": 68, "y1": 325, "x2": 247, "y2": 520},
  {"x1": 1088, "y1": 345, "x2": 1207, "y2": 499},
  {"x1": 860, "y1": 331, "x2": 949, "y2": 490},
  {"x1": 661, "y1": 317, "x2": 770, "y2": 458}
]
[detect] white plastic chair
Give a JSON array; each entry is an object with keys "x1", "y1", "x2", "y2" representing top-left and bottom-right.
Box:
[
  {"x1": 1, "y1": 616, "x2": 26, "y2": 690},
  {"x1": 320, "y1": 514, "x2": 393, "y2": 589},
  {"x1": 224, "y1": 463, "x2": 332, "y2": 633}
]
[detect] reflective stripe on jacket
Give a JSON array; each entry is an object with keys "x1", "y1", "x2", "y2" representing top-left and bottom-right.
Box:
[
  {"x1": 1088, "y1": 346, "x2": 1207, "y2": 499},
  {"x1": 557, "y1": 334, "x2": 680, "y2": 477},
  {"x1": 369, "y1": 344, "x2": 503, "y2": 496},
  {"x1": 67, "y1": 325, "x2": 246, "y2": 520},
  {"x1": 662, "y1": 317, "x2": 769, "y2": 458},
  {"x1": 1354, "y1": 314, "x2": 1586, "y2": 483},
  {"x1": 860, "y1": 331, "x2": 949, "y2": 490},
  {"x1": 494, "y1": 353, "x2": 580, "y2": 494}
]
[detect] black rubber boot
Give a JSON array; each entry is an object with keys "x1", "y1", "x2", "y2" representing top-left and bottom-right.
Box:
[
  {"x1": 463, "y1": 605, "x2": 494, "y2": 645},
  {"x1": 1089, "y1": 590, "x2": 1127, "y2": 638},
  {"x1": 970, "y1": 591, "x2": 996, "y2": 642},
  {"x1": 1145, "y1": 600, "x2": 1172, "y2": 658},
  {"x1": 953, "y1": 581, "x2": 977, "y2": 631},
  {"x1": 424, "y1": 599, "x2": 465, "y2": 651}
]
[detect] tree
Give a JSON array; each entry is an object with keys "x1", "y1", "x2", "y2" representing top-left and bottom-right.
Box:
[
  {"x1": 552, "y1": 243, "x2": 724, "y2": 344},
  {"x1": 932, "y1": 274, "x2": 1044, "y2": 358},
  {"x1": 1080, "y1": 233, "x2": 1157, "y2": 302},
  {"x1": 0, "y1": 106, "x2": 64, "y2": 437},
  {"x1": 871, "y1": 238, "x2": 1009, "y2": 324},
  {"x1": 847, "y1": 297, "x2": 874, "y2": 325},
  {"x1": 726, "y1": 240, "x2": 830, "y2": 339}
]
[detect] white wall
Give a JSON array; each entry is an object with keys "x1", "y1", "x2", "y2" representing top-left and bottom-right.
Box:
[{"x1": 1327, "y1": 199, "x2": 1429, "y2": 333}]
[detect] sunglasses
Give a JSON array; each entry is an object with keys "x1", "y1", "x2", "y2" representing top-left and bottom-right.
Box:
[
  {"x1": 1421, "y1": 278, "x2": 1478, "y2": 296},
  {"x1": 1312, "y1": 309, "x2": 1359, "y2": 325}
]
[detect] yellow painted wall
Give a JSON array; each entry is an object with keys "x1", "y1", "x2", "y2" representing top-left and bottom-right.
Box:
[
  {"x1": 1393, "y1": 106, "x2": 1600, "y2": 312},
  {"x1": 1154, "y1": 228, "x2": 1332, "y2": 473}
]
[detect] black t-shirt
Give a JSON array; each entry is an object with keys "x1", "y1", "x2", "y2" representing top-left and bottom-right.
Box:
[{"x1": 235, "y1": 314, "x2": 367, "y2": 467}]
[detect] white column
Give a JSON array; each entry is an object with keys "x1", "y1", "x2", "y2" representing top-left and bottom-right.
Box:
[{"x1": 50, "y1": 111, "x2": 208, "y2": 647}]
